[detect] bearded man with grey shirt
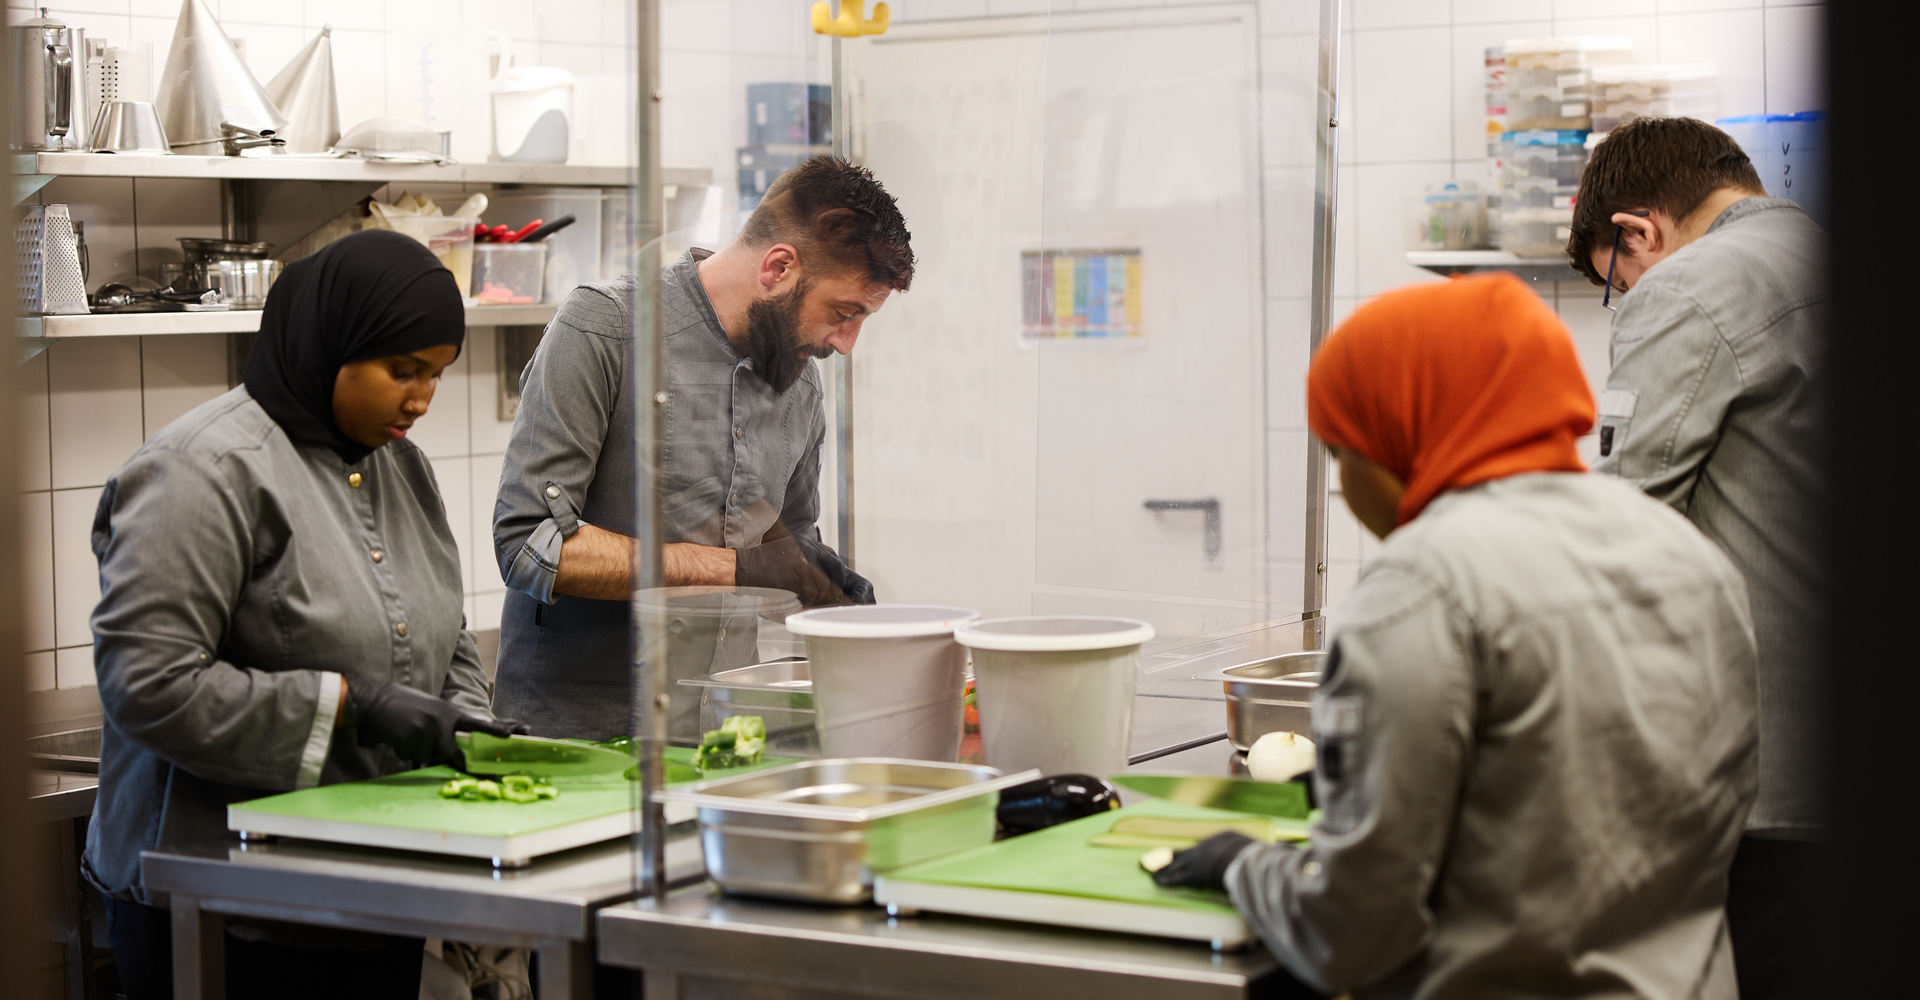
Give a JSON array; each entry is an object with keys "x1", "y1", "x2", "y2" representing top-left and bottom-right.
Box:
[
  {"x1": 492, "y1": 158, "x2": 911, "y2": 740},
  {"x1": 1564, "y1": 117, "x2": 1827, "y2": 1000}
]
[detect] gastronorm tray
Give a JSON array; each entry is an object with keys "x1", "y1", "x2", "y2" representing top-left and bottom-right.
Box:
[
  {"x1": 1222, "y1": 651, "x2": 1324, "y2": 751},
  {"x1": 656, "y1": 758, "x2": 1039, "y2": 903}
]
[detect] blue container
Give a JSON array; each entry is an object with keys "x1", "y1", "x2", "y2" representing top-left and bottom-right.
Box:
[{"x1": 1716, "y1": 113, "x2": 1826, "y2": 228}]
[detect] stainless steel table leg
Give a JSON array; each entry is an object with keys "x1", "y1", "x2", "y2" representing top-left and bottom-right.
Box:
[
  {"x1": 536, "y1": 940, "x2": 593, "y2": 1000},
  {"x1": 642, "y1": 969, "x2": 681, "y2": 999},
  {"x1": 169, "y1": 896, "x2": 224, "y2": 1000}
]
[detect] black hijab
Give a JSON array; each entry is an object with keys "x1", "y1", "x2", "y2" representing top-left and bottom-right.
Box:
[{"x1": 244, "y1": 228, "x2": 466, "y2": 464}]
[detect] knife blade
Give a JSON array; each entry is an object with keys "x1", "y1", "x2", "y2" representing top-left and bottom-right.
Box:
[
  {"x1": 457, "y1": 732, "x2": 632, "y2": 777},
  {"x1": 1112, "y1": 773, "x2": 1311, "y2": 819}
]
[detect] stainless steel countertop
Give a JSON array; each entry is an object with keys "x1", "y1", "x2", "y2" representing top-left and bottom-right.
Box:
[
  {"x1": 29, "y1": 770, "x2": 98, "y2": 824},
  {"x1": 598, "y1": 886, "x2": 1309, "y2": 1000},
  {"x1": 141, "y1": 831, "x2": 684, "y2": 946}
]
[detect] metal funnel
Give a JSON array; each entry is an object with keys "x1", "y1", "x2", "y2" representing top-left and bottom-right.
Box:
[
  {"x1": 154, "y1": 0, "x2": 285, "y2": 151},
  {"x1": 264, "y1": 24, "x2": 338, "y2": 154}
]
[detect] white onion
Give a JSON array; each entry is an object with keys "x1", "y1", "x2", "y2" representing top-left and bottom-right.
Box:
[{"x1": 1246, "y1": 731, "x2": 1316, "y2": 782}]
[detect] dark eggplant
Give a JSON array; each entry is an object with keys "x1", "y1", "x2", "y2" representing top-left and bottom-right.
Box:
[{"x1": 995, "y1": 774, "x2": 1121, "y2": 838}]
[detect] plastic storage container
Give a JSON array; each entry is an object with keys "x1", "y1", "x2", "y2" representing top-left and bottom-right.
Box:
[
  {"x1": 382, "y1": 215, "x2": 482, "y2": 297},
  {"x1": 785, "y1": 605, "x2": 981, "y2": 761},
  {"x1": 1590, "y1": 64, "x2": 1718, "y2": 133},
  {"x1": 956, "y1": 617, "x2": 1155, "y2": 777},
  {"x1": 485, "y1": 188, "x2": 606, "y2": 303},
  {"x1": 1719, "y1": 112, "x2": 1826, "y2": 229},
  {"x1": 678, "y1": 658, "x2": 819, "y2": 757},
  {"x1": 471, "y1": 243, "x2": 548, "y2": 305},
  {"x1": 1503, "y1": 37, "x2": 1634, "y2": 131},
  {"x1": 1403, "y1": 181, "x2": 1489, "y2": 251},
  {"x1": 1495, "y1": 129, "x2": 1588, "y2": 255},
  {"x1": 636, "y1": 587, "x2": 803, "y2": 740}
]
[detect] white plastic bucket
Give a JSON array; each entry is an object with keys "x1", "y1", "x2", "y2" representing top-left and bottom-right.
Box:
[
  {"x1": 493, "y1": 66, "x2": 572, "y2": 163},
  {"x1": 785, "y1": 605, "x2": 980, "y2": 761},
  {"x1": 955, "y1": 617, "x2": 1155, "y2": 777}
]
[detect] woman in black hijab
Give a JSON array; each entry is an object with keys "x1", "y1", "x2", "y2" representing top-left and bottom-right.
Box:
[{"x1": 86, "y1": 229, "x2": 519, "y2": 999}]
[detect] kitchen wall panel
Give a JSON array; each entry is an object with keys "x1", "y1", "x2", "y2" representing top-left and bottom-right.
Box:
[
  {"x1": 1658, "y1": 10, "x2": 1766, "y2": 118},
  {"x1": 427, "y1": 455, "x2": 476, "y2": 593},
  {"x1": 1764, "y1": 4, "x2": 1824, "y2": 113},
  {"x1": 139, "y1": 334, "x2": 228, "y2": 436},
  {"x1": 25, "y1": 651, "x2": 57, "y2": 693},
  {"x1": 18, "y1": 353, "x2": 52, "y2": 494},
  {"x1": 51, "y1": 486, "x2": 105, "y2": 651},
  {"x1": 20, "y1": 491, "x2": 57, "y2": 654},
  {"x1": 55, "y1": 646, "x2": 95, "y2": 690},
  {"x1": 47, "y1": 338, "x2": 144, "y2": 490},
  {"x1": 1266, "y1": 296, "x2": 1312, "y2": 430}
]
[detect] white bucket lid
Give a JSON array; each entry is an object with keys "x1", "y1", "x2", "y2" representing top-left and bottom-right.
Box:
[
  {"x1": 785, "y1": 604, "x2": 981, "y2": 638},
  {"x1": 955, "y1": 616, "x2": 1156, "y2": 652}
]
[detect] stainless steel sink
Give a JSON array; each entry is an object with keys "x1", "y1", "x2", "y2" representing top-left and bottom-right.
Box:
[{"x1": 28, "y1": 727, "x2": 101, "y2": 774}]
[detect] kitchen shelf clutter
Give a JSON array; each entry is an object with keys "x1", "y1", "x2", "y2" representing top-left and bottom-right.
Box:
[
  {"x1": 20, "y1": 303, "x2": 561, "y2": 340},
  {"x1": 12, "y1": 152, "x2": 711, "y2": 190},
  {"x1": 1405, "y1": 251, "x2": 1578, "y2": 284}
]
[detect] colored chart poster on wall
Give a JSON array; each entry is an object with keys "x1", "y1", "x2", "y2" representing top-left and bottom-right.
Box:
[{"x1": 1020, "y1": 249, "x2": 1143, "y2": 341}]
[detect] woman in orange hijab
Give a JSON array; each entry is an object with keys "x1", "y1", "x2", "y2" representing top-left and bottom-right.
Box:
[{"x1": 1154, "y1": 274, "x2": 1761, "y2": 1000}]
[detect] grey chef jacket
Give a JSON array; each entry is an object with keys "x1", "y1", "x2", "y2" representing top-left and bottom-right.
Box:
[
  {"x1": 492, "y1": 250, "x2": 827, "y2": 739},
  {"x1": 1594, "y1": 197, "x2": 1827, "y2": 837},
  {"x1": 1229, "y1": 473, "x2": 1757, "y2": 999},
  {"x1": 83, "y1": 387, "x2": 495, "y2": 905}
]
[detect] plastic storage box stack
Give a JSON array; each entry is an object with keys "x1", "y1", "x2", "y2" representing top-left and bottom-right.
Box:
[
  {"x1": 1496, "y1": 130, "x2": 1589, "y2": 256},
  {"x1": 738, "y1": 83, "x2": 831, "y2": 212},
  {"x1": 484, "y1": 188, "x2": 608, "y2": 303},
  {"x1": 1504, "y1": 37, "x2": 1633, "y2": 132},
  {"x1": 1590, "y1": 64, "x2": 1718, "y2": 133}
]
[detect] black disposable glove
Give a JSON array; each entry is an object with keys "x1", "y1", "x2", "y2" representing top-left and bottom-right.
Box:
[
  {"x1": 736, "y1": 520, "x2": 875, "y2": 607},
  {"x1": 1150, "y1": 831, "x2": 1258, "y2": 892},
  {"x1": 344, "y1": 678, "x2": 526, "y2": 768}
]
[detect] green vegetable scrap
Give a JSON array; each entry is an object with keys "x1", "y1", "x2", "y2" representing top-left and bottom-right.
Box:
[
  {"x1": 436, "y1": 772, "x2": 558, "y2": 803},
  {"x1": 693, "y1": 716, "x2": 767, "y2": 771}
]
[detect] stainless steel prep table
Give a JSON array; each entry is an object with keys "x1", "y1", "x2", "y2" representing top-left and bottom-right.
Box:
[
  {"x1": 142, "y1": 832, "x2": 701, "y2": 1000},
  {"x1": 596, "y1": 723, "x2": 1315, "y2": 999},
  {"x1": 598, "y1": 886, "x2": 1320, "y2": 1000}
]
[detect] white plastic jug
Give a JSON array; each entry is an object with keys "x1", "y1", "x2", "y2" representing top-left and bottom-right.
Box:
[
  {"x1": 387, "y1": 23, "x2": 512, "y2": 164},
  {"x1": 493, "y1": 66, "x2": 573, "y2": 164}
]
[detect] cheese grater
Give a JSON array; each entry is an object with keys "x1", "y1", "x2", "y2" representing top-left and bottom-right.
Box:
[{"x1": 17, "y1": 205, "x2": 92, "y2": 315}]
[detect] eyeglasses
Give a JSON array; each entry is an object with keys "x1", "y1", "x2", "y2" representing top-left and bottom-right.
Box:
[{"x1": 1603, "y1": 210, "x2": 1653, "y2": 312}]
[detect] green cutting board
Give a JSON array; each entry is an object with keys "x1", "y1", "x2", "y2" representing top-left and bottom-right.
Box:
[
  {"x1": 227, "y1": 748, "x2": 795, "y2": 863},
  {"x1": 874, "y1": 801, "x2": 1312, "y2": 944}
]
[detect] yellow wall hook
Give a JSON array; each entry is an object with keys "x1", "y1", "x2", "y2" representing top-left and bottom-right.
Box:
[{"x1": 812, "y1": 0, "x2": 890, "y2": 37}]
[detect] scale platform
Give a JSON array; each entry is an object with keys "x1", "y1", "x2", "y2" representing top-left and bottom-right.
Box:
[{"x1": 875, "y1": 801, "x2": 1306, "y2": 949}]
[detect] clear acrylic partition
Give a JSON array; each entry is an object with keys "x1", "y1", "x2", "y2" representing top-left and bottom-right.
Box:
[{"x1": 631, "y1": 0, "x2": 1339, "y2": 892}]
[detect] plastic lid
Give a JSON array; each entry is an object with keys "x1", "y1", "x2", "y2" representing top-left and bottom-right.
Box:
[
  {"x1": 955, "y1": 616, "x2": 1156, "y2": 652},
  {"x1": 1591, "y1": 64, "x2": 1718, "y2": 83},
  {"x1": 1504, "y1": 36, "x2": 1633, "y2": 54},
  {"x1": 1502, "y1": 129, "x2": 1591, "y2": 145},
  {"x1": 634, "y1": 586, "x2": 803, "y2": 617},
  {"x1": 785, "y1": 604, "x2": 981, "y2": 638}
]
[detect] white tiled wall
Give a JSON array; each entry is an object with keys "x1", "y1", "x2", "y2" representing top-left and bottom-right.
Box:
[{"x1": 1314, "y1": 0, "x2": 1825, "y2": 620}]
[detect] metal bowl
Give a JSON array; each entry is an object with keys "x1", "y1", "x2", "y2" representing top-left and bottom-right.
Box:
[
  {"x1": 1222, "y1": 650, "x2": 1325, "y2": 751},
  {"x1": 161, "y1": 259, "x2": 282, "y2": 308}
]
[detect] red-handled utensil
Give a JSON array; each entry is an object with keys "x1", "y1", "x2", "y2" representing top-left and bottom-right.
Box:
[{"x1": 504, "y1": 220, "x2": 544, "y2": 244}]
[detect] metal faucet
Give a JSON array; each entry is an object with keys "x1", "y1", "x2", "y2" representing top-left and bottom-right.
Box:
[{"x1": 219, "y1": 120, "x2": 287, "y2": 156}]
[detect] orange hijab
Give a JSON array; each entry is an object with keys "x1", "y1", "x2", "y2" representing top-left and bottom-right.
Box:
[{"x1": 1307, "y1": 273, "x2": 1595, "y2": 526}]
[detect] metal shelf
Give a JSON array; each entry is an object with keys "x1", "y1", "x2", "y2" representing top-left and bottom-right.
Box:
[
  {"x1": 14, "y1": 152, "x2": 713, "y2": 189},
  {"x1": 1406, "y1": 251, "x2": 1582, "y2": 285},
  {"x1": 19, "y1": 303, "x2": 558, "y2": 340}
]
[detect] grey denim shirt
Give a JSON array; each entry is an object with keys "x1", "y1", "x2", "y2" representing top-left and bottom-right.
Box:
[
  {"x1": 491, "y1": 251, "x2": 826, "y2": 739},
  {"x1": 83, "y1": 387, "x2": 493, "y2": 904},
  {"x1": 1594, "y1": 198, "x2": 1827, "y2": 836},
  {"x1": 1228, "y1": 474, "x2": 1758, "y2": 999}
]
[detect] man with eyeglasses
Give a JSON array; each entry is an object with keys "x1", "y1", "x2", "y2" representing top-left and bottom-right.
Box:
[{"x1": 1564, "y1": 115, "x2": 1827, "y2": 1000}]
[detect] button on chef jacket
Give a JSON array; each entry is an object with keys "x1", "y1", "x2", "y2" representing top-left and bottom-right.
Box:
[
  {"x1": 492, "y1": 250, "x2": 827, "y2": 739},
  {"x1": 83, "y1": 388, "x2": 494, "y2": 905}
]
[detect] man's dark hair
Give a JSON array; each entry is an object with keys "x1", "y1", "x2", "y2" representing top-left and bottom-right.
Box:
[
  {"x1": 739, "y1": 156, "x2": 915, "y2": 292},
  {"x1": 1564, "y1": 116, "x2": 1766, "y2": 285}
]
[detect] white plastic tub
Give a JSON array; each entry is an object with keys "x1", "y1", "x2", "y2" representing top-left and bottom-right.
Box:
[
  {"x1": 955, "y1": 616, "x2": 1156, "y2": 777},
  {"x1": 784, "y1": 605, "x2": 981, "y2": 761}
]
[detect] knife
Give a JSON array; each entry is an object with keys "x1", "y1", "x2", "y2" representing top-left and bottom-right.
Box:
[
  {"x1": 457, "y1": 732, "x2": 632, "y2": 777},
  {"x1": 1112, "y1": 773, "x2": 1312, "y2": 820}
]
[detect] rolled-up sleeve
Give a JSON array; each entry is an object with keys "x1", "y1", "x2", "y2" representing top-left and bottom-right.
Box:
[
  {"x1": 494, "y1": 286, "x2": 629, "y2": 603},
  {"x1": 1225, "y1": 562, "x2": 1474, "y2": 994},
  {"x1": 90, "y1": 449, "x2": 339, "y2": 791}
]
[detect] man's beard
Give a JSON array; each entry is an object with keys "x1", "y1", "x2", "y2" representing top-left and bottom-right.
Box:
[{"x1": 746, "y1": 277, "x2": 831, "y2": 393}]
